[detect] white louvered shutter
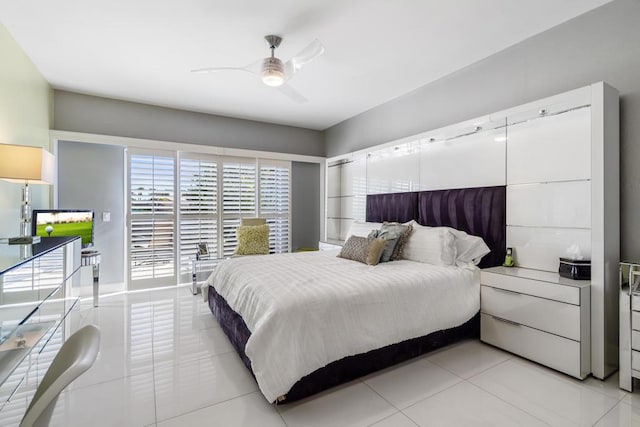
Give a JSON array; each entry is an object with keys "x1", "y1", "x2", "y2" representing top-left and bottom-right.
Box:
[
  {"x1": 178, "y1": 156, "x2": 218, "y2": 280},
  {"x1": 221, "y1": 159, "x2": 256, "y2": 256},
  {"x1": 129, "y1": 152, "x2": 176, "y2": 287},
  {"x1": 259, "y1": 160, "x2": 291, "y2": 253}
]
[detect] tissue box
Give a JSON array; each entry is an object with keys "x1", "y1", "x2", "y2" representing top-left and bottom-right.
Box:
[{"x1": 558, "y1": 258, "x2": 591, "y2": 280}]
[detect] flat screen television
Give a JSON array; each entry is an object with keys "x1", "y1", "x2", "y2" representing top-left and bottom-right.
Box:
[{"x1": 32, "y1": 210, "x2": 95, "y2": 248}]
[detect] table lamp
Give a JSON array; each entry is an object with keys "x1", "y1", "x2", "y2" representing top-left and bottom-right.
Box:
[{"x1": 0, "y1": 143, "x2": 55, "y2": 244}]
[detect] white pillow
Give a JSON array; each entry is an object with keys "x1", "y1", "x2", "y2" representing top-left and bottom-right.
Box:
[
  {"x1": 445, "y1": 228, "x2": 491, "y2": 267},
  {"x1": 402, "y1": 222, "x2": 456, "y2": 266},
  {"x1": 345, "y1": 221, "x2": 383, "y2": 242}
]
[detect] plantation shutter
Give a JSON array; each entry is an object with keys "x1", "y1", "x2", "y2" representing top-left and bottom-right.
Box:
[
  {"x1": 259, "y1": 160, "x2": 291, "y2": 253},
  {"x1": 128, "y1": 151, "x2": 176, "y2": 288},
  {"x1": 221, "y1": 158, "x2": 256, "y2": 257},
  {"x1": 178, "y1": 155, "x2": 218, "y2": 281}
]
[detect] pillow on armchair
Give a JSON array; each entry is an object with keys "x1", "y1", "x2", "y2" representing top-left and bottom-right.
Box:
[{"x1": 235, "y1": 224, "x2": 270, "y2": 255}]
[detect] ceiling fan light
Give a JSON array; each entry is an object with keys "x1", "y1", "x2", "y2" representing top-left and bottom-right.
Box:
[{"x1": 262, "y1": 57, "x2": 285, "y2": 87}]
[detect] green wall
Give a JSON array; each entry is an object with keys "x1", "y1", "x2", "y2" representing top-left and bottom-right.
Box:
[{"x1": 0, "y1": 24, "x2": 53, "y2": 236}]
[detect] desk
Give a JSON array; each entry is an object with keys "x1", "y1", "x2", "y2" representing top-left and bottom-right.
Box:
[
  {"x1": 81, "y1": 251, "x2": 100, "y2": 307},
  {"x1": 0, "y1": 237, "x2": 81, "y2": 409}
]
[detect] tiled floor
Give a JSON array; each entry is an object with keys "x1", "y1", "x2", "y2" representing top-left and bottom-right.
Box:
[{"x1": 30, "y1": 286, "x2": 640, "y2": 426}]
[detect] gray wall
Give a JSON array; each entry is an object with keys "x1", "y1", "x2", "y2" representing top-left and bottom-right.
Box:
[
  {"x1": 54, "y1": 90, "x2": 325, "y2": 157},
  {"x1": 58, "y1": 141, "x2": 125, "y2": 284},
  {"x1": 325, "y1": 0, "x2": 640, "y2": 261},
  {"x1": 291, "y1": 162, "x2": 320, "y2": 250}
]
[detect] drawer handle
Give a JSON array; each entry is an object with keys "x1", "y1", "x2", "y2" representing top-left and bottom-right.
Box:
[
  {"x1": 492, "y1": 316, "x2": 521, "y2": 327},
  {"x1": 491, "y1": 287, "x2": 522, "y2": 296}
]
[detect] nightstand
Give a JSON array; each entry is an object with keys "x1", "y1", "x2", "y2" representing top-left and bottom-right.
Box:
[
  {"x1": 480, "y1": 266, "x2": 591, "y2": 379},
  {"x1": 191, "y1": 257, "x2": 227, "y2": 295},
  {"x1": 319, "y1": 240, "x2": 343, "y2": 251}
]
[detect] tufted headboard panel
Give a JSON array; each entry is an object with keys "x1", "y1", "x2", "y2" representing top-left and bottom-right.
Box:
[{"x1": 366, "y1": 186, "x2": 506, "y2": 268}]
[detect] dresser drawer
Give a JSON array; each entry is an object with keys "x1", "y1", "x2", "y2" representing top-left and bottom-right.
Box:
[
  {"x1": 633, "y1": 351, "x2": 640, "y2": 372},
  {"x1": 481, "y1": 285, "x2": 580, "y2": 341},
  {"x1": 633, "y1": 330, "x2": 640, "y2": 351},
  {"x1": 633, "y1": 311, "x2": 640, "y2": 332},
  {"x1": 481, "y1": 271, "x2": 580, "y2": 305},
  {"x1": 632, "y1": 295, "x2": 640, "y2": 311},
  {"x1": 481, "y1": 313, "x2": 584, "y2": 378}
]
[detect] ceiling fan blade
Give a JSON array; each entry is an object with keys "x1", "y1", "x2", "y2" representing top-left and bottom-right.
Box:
[
  {"x1": 277, "y1": 84, "x2": 308, "y2": 103},
  {"x1": 284, "y1": 39, "x2": 324, "y2": 78},
  {"x1": 191, "y1": 60, "x2": 262, "y2": 75}
]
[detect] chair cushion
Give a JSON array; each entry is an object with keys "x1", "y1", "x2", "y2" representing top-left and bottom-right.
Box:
[{"x1": 235, "y1": 224, "x2": 270, "y2": 255}]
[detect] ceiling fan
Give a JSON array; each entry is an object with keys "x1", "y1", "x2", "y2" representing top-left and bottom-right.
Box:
[{"x1": 192, "y1": 35, "x2": 324, "y2": 103}]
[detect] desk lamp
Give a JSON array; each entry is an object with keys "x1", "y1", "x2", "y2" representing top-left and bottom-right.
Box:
[{"x1": 0, "y1": 143, "x2": 54, "y2": 244}]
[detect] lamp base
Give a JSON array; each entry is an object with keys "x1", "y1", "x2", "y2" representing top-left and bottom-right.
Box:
[{"x1": 3, "y1": 236, "x2": 41, "y2": 245}]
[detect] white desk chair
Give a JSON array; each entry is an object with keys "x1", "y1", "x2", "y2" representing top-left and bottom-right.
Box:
[{"x1": 20, "y1": 324, "x2": 101, "y2": 427}]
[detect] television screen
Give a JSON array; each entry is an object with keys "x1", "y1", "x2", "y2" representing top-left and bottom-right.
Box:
[{"x1": 32, "y1": 210, "x2": 94, "y2": 247}]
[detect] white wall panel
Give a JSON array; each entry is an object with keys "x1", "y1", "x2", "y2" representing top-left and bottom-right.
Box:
[
  {"x1": 419, "y1": 128, "x2": 506, "y2": 191},
  {"x1": 507, "y1": 226, "x2": 591, "y2": 272},
  {"x1": 327, "y1": 165, "x2": 341, "y2": 197},
  {"x1": 367, "y1": 147, "x2": 420, "y2": 195},
  {"x1": 353, "y1": 195, "x2": 366, "y2": 221},
  {"x1": 326, "y1": 197, "x2": 340, "y2": 219},
  {"x1": 507, "y1": 107, "x2": 591, "y2": 184},
  {"x1": 341, "y1": 156, "x2": 367, "y2": 196},
  {"x1": 341, "y1": 161, "x2": 355, "y2": 196},
  {"x1": 326, "y1": 218, "x2": 340, "y2": 241},
  {"x1": 340, "y1": 196, "x2": 354, "y2": 219},
  {"x1": 339, "y1": 219, "x2": 354, "y2": 241},
  {"x1": 507, "y1": 181, "x2": 591, "y2": 228}
]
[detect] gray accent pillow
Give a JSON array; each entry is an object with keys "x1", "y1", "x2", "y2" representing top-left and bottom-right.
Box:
[
  {"x1": 381, "y1": 222, "x2": 414, "y2": 260},
  {"x1": 368, "y1": 229, "x2": 402, "y2": 263},
  {"x1": 338, "y1": 236, "x2": 386, "y2": 265}
]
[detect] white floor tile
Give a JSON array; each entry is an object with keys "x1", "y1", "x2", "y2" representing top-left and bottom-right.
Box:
[
  {"x1": 573, "y1": 372, "x2": 627, "y2": 401},
  {"x1": 277, "y1": 382, "x2": 396, "y2": 427},
  {"x1": 69, "y1": 305, "x2": 154, "y2": 389},
  {"x1": 52, "y1": 371, "x2": 156, "y2": 427},
  {"x1": 595, "y1": 401, "x2": 640, "y2": 426},
  {"x1": 152, "y1": 315, "x2": 234, "y2": 365},
  {"x1": 403, "y1": 381, "x2": 547, "y2": 427},
  {"x1": 470, "y1": 359, "x2": 619, "y2": 426},
  {"x1": 363, "y1": 358, "x2": 461, "y2": 409},
  {"x1": 153, "y1": 352, "x2": 258, "y2": 421},
  {"x1": 511, "y1": 358, "x2": 626, "y2": 401},
  {"x1": 157, "y1": 392, "x2": 285, "y2": 427},
  {"x1": 368, "y1": 412, "x2": 418, "y2": 427},
  {"x1": 426, "y1": 339, "x2": 512, "y2": 379},
  {"x1": 621, "y1": 390, "x2": 640, "y2": 410}
]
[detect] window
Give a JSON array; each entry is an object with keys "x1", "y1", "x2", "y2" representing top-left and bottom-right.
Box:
[{"x1": 128, "y1": 151, "x2": 291, "y2": 288}]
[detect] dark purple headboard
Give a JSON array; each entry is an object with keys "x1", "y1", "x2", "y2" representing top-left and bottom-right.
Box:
[
  {"x1": 366, "y1": 186, "x2": 506, "y2": 268},
  {"x1": 366, "y1": 192, "x2": 418, "y2": 223}
]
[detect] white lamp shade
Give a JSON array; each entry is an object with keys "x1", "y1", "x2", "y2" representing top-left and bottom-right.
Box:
[{"x1": 0, "y1": 143, "x2": 55, "y2": 184}]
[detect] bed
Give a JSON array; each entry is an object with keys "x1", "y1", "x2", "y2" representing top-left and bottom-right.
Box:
[{"x1": 204, "y1": 186, "x2": 506, "y2": 403}]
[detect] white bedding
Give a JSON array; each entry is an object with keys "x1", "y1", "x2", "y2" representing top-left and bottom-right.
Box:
[{"x1": 203, "y1": 250, "x2": 479, "y2": 402}]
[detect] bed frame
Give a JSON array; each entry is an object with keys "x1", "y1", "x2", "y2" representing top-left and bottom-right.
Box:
[{"x1": 207, "y1": 185, "x2": 506, "y2": 403}]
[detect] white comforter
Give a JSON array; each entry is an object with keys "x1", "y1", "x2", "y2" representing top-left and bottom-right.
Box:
[{"x1": 204, "y1": 250, "x2": 479, "y2": 402}]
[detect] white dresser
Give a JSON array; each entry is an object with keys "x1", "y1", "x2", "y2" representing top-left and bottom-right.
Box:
[
  {"x1": 620, "y1": 261, "x2": 640, "y2": 391},
  {"x1": 480, "y1": 266, "x2": 591, "y2": 379}
]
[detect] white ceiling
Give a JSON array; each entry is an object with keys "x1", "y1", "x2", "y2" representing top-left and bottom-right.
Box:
[{"x1": 1, "y1": 0, "x2": 611, "y2": 130}]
